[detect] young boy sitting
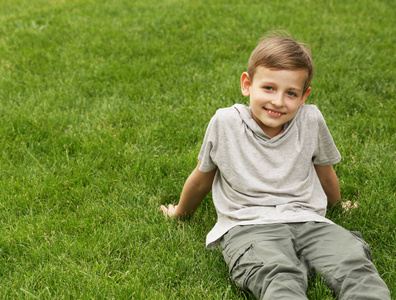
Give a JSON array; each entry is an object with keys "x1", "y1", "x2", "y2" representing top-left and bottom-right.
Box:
[{"x1": 160, "y1": 33, "x2": 391, "y2": 299}]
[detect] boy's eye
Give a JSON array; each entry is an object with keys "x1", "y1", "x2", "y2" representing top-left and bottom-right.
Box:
[
  {"x1": 263, "y1": 86, "x2": 273, "y2": 91},
  {"x1": 287, "y1": 91, "x2": 297, "y2": 97}
]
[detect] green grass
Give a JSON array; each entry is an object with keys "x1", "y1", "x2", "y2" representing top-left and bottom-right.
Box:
[{"x1": 0, "y1": 0, "x2": 394, "y2": 298}]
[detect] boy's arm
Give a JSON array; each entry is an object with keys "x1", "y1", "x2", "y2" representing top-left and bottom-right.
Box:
[
  {"x1": 160, "y1": 161, "x2": 217, "y2": 219},
  {"x1": 314, "y1": 164, "x2": 341, "y2": 208}
]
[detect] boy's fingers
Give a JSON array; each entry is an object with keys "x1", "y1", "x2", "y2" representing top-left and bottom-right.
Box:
[
  {"x1": 341, "y1": 200, "x2": 358, "y2": 211},
  {"x1": 159, "y1": 205, "x2": 168, "y2": 215},
  {"x1": 159, "y1": 204, "x2": 176, "y2": 216}
]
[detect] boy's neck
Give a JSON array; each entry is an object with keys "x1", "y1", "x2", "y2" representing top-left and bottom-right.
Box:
[{"x1": 263, "y1": 126, "x2": 284, "y2": 138}]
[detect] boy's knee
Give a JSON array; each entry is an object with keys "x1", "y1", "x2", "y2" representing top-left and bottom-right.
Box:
[
  {"x1": 321, "y1": 255, "x2": 390, "y2": 299},
  {"x1": 333, "y1": 267, "x2": 391, "y2": 300},
  {"x1": 225, "y1": 243, "x2": 308, "y2": 298},
  {"x1": 238, "y1": 262, "x2": 308, "y2": 300},
  {"x1": 323, "y1": 251, "x2": 377, "y2": 289},
  {"x1": 261, "y1": 274, "x2": 308, "y2": 300}
]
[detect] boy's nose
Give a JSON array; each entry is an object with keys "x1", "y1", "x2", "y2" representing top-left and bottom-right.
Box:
[{"x1": 271, "y1": 93, "x2": 284, "y2": 107}]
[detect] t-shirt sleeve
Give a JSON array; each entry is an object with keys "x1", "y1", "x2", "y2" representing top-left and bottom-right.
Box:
[
  {"x1": 312, "y1": 109, "x2": 341, "y2": 165},
  {"x1": 198, "y1": 114, "x2": 219, "y2": 172}
]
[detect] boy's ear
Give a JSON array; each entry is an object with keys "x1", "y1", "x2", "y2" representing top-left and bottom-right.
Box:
[
  {"x1": 300, "y1": 86, "x2": 311, "y2": 106},
  {"x1": 241, "y1": 72, "x2": 251, "y2": 97}
]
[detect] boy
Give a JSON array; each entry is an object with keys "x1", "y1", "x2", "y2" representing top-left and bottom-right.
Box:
[{"x1": 160, "y1": 33, "x2": 391, "y2": 299}]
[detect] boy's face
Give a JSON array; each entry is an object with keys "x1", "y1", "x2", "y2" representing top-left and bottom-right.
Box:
[{"x1": 241, "y1": 66, "x2": 311, "y2": 138}]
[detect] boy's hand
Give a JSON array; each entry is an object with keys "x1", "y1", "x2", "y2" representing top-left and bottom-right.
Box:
[
  {"x1": 341, "y1": 200, "x2": 358, "y2": 211},
  {"x1": 159, "y1": 204, "x2": 178, "y2": 218}
]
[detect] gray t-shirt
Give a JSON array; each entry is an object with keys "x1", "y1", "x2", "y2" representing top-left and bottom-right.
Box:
[{"x1": 198, "y1": 104, "x2": 341, "y2": 249}]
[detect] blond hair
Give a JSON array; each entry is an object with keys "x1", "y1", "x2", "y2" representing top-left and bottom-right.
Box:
[{"x1": 247, "y1": 32, "x2": 314, "y2": 93}]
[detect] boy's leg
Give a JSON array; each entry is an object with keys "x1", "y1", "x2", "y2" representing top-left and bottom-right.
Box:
[
  {"x1": 221, "y1": 224, "x2": 309, "y2": 300},
  {"x1": 297, "y1": 222, "x2": 391, "y2": 300}
]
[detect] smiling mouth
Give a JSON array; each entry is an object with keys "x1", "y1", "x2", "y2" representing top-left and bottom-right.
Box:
[{"x1": 265, "y1": 108, "x2": 284, "y2": 117}]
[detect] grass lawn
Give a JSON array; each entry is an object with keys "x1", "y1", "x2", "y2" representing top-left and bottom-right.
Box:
[{"x1": 0, "y1": 0, "x2": 394, "y2": 298}]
